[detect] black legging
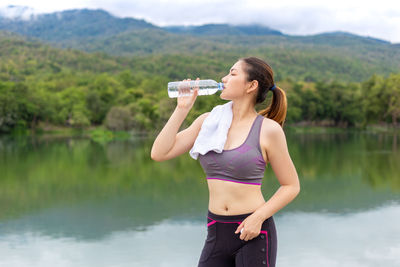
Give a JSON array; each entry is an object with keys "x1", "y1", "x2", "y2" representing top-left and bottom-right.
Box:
[{"x1": 198, "y1": 210, "x2": 277, "y2": 267}]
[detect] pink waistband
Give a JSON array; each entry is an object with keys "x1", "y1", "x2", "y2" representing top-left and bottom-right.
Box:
[{"x1": 206, "y1": 177, "x2": 262, "y2": 185}]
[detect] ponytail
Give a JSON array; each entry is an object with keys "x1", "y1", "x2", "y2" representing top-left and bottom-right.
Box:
[
  {"x1": 258, "y1": 85, "x2": 287, "y2": 127},
  {"x1": 240, "y1": 57, "x2": 287, "y2": 127}
]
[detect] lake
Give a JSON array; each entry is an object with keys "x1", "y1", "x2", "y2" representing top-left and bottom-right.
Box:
[{"x1": 0, "y1": 131, "x2": 399, "y2": 267}]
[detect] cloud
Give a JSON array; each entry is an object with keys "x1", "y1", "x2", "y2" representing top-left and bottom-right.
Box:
[
  {"x1": 87, "y1": 0, "x2": 400, "y2": 43},
  {"x1": 1, "y1": 0, "x2": 400, "y2": 43}
]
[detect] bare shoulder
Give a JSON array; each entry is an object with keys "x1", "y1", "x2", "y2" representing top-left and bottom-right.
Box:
[
  {"x1": 260, "y1": 117, "x2": 286, "y2": 151},
  {"x1": 261, "y1": 117, "x2": 283, "y2": 134}
]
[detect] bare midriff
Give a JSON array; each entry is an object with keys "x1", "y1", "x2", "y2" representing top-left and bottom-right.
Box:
[{"x1": 207, "y1": 179, "x2": 266, "y2": 215}]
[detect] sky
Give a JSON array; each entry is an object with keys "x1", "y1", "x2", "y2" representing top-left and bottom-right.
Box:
[{"x1": 1, "y1": 0, "x2": 400, "y2": 43}]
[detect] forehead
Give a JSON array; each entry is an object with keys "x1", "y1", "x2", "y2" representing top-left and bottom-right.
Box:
[{"x1": 230, "y1": 61, "x2": 243, "y2": 72}]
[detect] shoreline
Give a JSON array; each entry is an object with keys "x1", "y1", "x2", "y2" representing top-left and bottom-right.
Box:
[{"x1": 2, "y1": 122, "x2": 399, "y2": 141}]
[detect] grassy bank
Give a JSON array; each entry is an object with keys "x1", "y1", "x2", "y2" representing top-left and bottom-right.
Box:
[
  {"x1": 3, "y1": 121, "x2": 398, "y2": 145},
  {"x1": 285, "y1": 122, "x2": 399, "y2": 134}
]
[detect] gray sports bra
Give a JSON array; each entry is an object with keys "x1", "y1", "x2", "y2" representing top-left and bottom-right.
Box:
[{"x1": 198, "y1": 114, "x2": 266, "y2": 185}]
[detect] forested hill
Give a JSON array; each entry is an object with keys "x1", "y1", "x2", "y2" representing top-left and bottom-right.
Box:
[
  {"x1": 0, "y1": 8, "x2": 399, "y2": 82},
  {"x1": 0, "y1": 31, "x2": 399, "y2": 135},
  {"x1": 1, "y1": 30, "x2": 398, "y2": 83}
]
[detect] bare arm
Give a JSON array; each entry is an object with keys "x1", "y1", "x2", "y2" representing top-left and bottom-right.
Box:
[
  {"x1": 151, "y1": 78, "x2": 209, "y2": 161},
  {"x1": 253, "y1": 120, "x2": 301, "y2": 221},
  {"x1": 151, "y1": 107, "x2": 209, "y2": 161}
]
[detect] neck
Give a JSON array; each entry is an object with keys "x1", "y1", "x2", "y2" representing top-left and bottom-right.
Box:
[{"x1": 231, "y1": 99, "x2": 257, "y2": 123}]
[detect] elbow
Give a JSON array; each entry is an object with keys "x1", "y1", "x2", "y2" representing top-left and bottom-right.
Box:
[
  {"x1": 151, "y1": 152, "x2": 162, "y2": 162},
  {"x1": 150, "y1": 150, "x2": 166, "y2": 162},
  {"x1": 293, "y1": 182, "x2": 301, "y2": 197},
  {"x1": 150, "y1": 154, "x2": 158, "y2": 161},
  {"x1": 281, "y1": 183, "x2": 300, "y2": 197},
  {"x1": 284, "y1": 181, "x2": 300, "y2": 197},
  {"x1": 150, "y1": 148, "x2": 160, "y2": 161},
  {"x1": 295, "y1": 185, "x2": 301, "y2": 196}
]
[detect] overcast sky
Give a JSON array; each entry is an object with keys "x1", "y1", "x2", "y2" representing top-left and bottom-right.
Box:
[{"x1": 1, "y1": 0, "x2": 400, "y2": 43}]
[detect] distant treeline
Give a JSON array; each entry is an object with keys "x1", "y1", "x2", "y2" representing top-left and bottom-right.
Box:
[
  {"x1": 0, "y1": 34, "x2": 399, "y2": 134},
  {"x1": 285, "y1": 74, "x2": 400, "y2": 127},
  {"x1": 1, "y1": 69, "x2": 399, "y2": 134}
]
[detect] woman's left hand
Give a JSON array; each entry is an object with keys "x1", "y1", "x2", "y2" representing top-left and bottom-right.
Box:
[{"x1": 234, "y1": 213, "x2": 264, "y2": 241}]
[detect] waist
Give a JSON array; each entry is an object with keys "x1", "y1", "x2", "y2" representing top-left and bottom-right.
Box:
[
  {"x1": 207, "y1": 209, "x2": 274, "y2": 223},
  {"x1": 207, "y1": 209, "x2": 254, "y2": 222},
  {"x1": 207, "y1": 178, "x2": 265, "y2": 215}
]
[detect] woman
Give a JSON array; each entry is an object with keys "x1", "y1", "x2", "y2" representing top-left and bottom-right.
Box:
[{"x1": 151, "y1": 57, "x2": 300, "y2": 267}]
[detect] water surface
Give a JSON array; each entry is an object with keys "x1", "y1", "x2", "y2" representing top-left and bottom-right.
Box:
[{"x1": 0, "y1": 132, "x2": 399, "y2": 266}]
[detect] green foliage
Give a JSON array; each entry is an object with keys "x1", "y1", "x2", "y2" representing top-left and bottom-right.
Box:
[
  {"x1": 384, "y1": 74, "x2": 400, "y2": 126},
  {"x1": 105, "y1": 106, "x2": 134, "y2": 131},
  {"x1": 0, "y1": 33, "x2": 399, "y2": 135},
  {"x1": 88, "y1": 128, "x2": 116, "y2": 144}
]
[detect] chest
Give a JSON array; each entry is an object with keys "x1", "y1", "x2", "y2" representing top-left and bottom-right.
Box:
[{"x1": 224, "y1": 123, "x2": 253, "y2": 150}]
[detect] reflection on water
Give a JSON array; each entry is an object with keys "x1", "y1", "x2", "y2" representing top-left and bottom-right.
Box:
[
  {"x1": 0, "y1": 132, "x2": 399, "y2": 266},
  {"x1": 277, "y1": 203, "x2": 400, "y2": 267},
  {"x1": 0, "y1": 204, "x2": 399, "y2": 267}
]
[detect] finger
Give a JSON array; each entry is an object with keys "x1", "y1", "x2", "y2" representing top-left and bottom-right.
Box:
[
  {"x1": 180, "y1": 79, "x2": 188, "y2": 95},
  {"x1": 178, "y1": 79, "x2": 187, "y2": 91},
  {"x1": 240, "y1": 232, "x2": 247, "y2": 241},
  {"x1": 194, "y1": 77, "x2": 200, "y2": 90},
  {"x1": 243, "y1": 232, "x2": 253, "y2": 241},
  {"x1": 235, "y1": 223, "x2": 244, "y2": 234},
  {"x1": 247, "y1": 234, "x2": 255, "y2": 241},
  {"x1": 192, "y1": 88, "x2": 198, "y2": 99},
  {"x1": 186, "y1": 79, "x2": 192, "y2": 94}
]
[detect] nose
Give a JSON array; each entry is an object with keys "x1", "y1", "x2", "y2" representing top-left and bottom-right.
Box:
[{"x1": 221, "y1": 75, "x2": 227, "y2": 83}]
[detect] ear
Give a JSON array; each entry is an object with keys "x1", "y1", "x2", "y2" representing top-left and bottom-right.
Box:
[{"x1": 246, "y1": 80, "x2": 258, "y2": 94}]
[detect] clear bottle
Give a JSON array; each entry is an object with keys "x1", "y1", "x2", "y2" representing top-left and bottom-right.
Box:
[{"x1": 168, "y1": 79, "x2": 224, "y2": 98}]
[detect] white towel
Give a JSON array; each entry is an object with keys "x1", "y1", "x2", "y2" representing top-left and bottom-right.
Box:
[{"x1": 189, "y1": 101, "x2": 233, "y2": 160}]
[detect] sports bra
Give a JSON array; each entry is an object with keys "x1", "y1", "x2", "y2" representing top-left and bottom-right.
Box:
[{"x1": 198, "y1": 114, "x2": 266, "y2": 185}]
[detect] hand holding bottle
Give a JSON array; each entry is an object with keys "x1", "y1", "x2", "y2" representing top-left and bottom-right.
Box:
[
  {"x1": 168, "y1": 79, "x2": 224, "y2": 98},
  {"x1": 176, "y1": 78, "x2": 200, "y2": 111}
]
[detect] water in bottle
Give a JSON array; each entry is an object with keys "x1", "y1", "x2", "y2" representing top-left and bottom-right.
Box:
[{"x1": 168, "y1": 79, "x2": 224, "y2": 98}]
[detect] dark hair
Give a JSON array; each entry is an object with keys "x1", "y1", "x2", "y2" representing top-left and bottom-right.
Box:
[{"x1": 240, "y1": 57, "x2": 287, "y2": 127}]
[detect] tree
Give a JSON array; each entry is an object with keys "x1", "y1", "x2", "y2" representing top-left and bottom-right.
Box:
[
  {"x1": 384, "y1": 73, "x2": 400, "y2": 127},
  {"x1": 360, "y1": 74, "x2": 386, "y2": 126},
  {"x1": 104, "y1": 106, "x2": 134, "y2": 131}
]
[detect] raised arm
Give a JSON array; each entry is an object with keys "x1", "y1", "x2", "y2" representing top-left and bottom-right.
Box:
[
  {"x1": 150, "y1": 78, "x2": 209, "y2": 161},
  {"x1": 151, "y1": 108, "x2": 209, "y2": 161}
]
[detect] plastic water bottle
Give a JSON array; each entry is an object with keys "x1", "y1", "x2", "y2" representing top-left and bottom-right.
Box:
[{"x1": 168, "y1": 79, "x2": 224, "y2": 98}]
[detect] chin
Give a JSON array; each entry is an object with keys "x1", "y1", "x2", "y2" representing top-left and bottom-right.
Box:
[{"x1": 219, "y1": 91, "x2": 230, "y2": 101}]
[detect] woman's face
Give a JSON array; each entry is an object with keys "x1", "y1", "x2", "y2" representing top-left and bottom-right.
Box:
[{"x1": 220, "y1": 60, "x2": 253, "y2": 100}]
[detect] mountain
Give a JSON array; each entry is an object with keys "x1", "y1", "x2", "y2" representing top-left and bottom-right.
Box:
[
  {"x1": 0, "y1": 7, "x2": 156, "y2": 42},
  {"x1": 0, "y1": 7, "x2": 399, "y2": 82},
  {"x1": 163, "y1": 23, "x2": 283, "y2": 36},
  {"x1": 0, "y1": 7, "x2": 395, "y2": 48}
]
